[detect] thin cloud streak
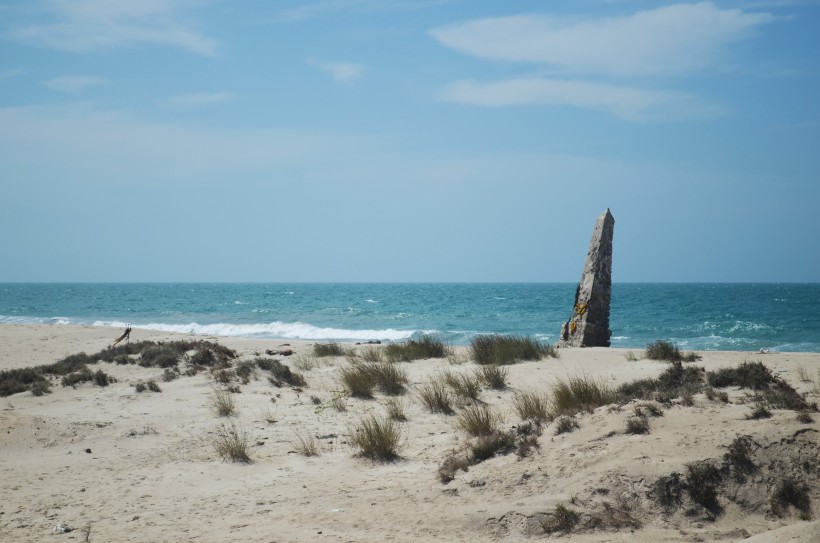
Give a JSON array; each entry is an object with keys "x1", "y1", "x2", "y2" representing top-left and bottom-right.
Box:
[
  {"x1": 439, "y1": 77, "x2": 726, "y2": 122},
  {"x1": 430, "y1": 2, "x2": 776, "y2": 76},
  {"x1": 308, "y1": 58, "x2": 364, "y2": 83},
  {"x1": 44, "y1": 75, "x2": 106, "y2": 92},
  {"x1": 166, "y1": 92, "x2": 233, "y2": 108},
  {"x1": 8, "y1": 0, "x2": 217, "y2": 56}
]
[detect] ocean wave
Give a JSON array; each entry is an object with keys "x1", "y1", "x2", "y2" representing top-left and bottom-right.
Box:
[
  {"x1": 0, "y1": 315, "x2": 73, "y2": 325},
  {"x1": 126, "y1": 321, "x2": 422, "y2": 341}
]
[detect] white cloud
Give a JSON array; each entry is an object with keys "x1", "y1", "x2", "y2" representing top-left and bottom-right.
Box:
[
  {"x1": 439, "y1": 77, "x2": 724, "y2": 122},
  {"x1": 166, "y1": 92, "x2": 233, "y2": 108},
  {"x1": 308, "y1": 58, "x2": 364, "y2": 83},
  {"x1": 44, "y1": 75, "x2": 106, "y2": 92},
  {"x1": 9, "y1": 0, "x2": 217, "y2": 56},
  {"x1": 429, "y1": 2, "x2": 775, "y2": 76}
]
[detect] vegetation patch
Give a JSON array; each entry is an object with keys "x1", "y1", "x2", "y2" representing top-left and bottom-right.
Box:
[
  {"x1": 385, "y1": 335, "x2": 448, "y2": 362},
  {"x1": 457, "y1": 404, "x2": 499, "y2": 437},
  {"x1": 685, "y1": 460, "x2": 723, "y2": 510},
  {"x1": 443, "y1": 370, "x2": 481, "y2": 403},
  {"x1": 542, "y1": 504, "x2": 580, "y2": 534},
  {"x1": 551, "y1": 374, "x2": 615, "y2": 416},
  {"x1": 769, "y1": 477, "x2": 811, "y2": 517},
  {"x1": 470, "y1": 334, "x2": 555, "y2": 365},
  {"x1": 314, "y1": 343, "x2": 345, "y2": 357},
  {"x1": 418, "y1": 380, "x2": 455, "y2": 415},
  {"x1": 554, "y1": 415, "x2": 580, "y2": 435},
  {"x1": 708, "y1": 361, "x2": 816, "y2": 412},
  {"x1": 211, "y1": 422, "x2": 252, "y2": 463},
  {"x1": 211, "y1": 388, "x2": 237, "y2": 417},
  {"x1": 645, "y1": 340, "x2": 700, "y2": 363},
  {"x1": 255, "y1": 357, "x2": 306, "y2": 388},
  {"x1": 350, "y1": 415, "x2": 403, "y2": 462},
  {"x1": 512, "y1": 389, "x2": 551, "y2": 424},
  {"x1": 475, "y1": 364, "x2": 508, "y2": 390}
]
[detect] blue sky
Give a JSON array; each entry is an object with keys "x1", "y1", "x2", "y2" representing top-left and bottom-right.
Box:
[{"x1": 1, "y1": 0, "x2": 818, "y2": 282}]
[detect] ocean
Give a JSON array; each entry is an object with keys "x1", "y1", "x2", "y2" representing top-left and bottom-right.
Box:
[{"x1": 1, "y1": 283, "x2": 819, "y2": 352}]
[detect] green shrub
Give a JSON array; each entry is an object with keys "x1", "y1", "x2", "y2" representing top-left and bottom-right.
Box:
[
  {"x1": 385, "y1": 335, "x2": 448, "y2": 362},
  {"x1": 61, "y1": 369, "x2": 94, "y2": 387},
  {"x1": 256, "y1": 358, "x2": 306, "y2": 388},
  {"x1": 617, "y1": 361, "x2": 705, "y2": 402},
  {"x1": 475, "y1": 364, "x2": 508, "y2": 390},
  {"x1": 470, "y1": 334, "x2": 554, "y2": 365},
  {"x1": 235, "y1": 360, "x2": 257, "y2": 383},
  {"x1": 30, "y1": 380, "x2": 51, "y2": 396},
  {"x1": 645, "y1": 340, "x2": 682, "y2": 361},
  {"x1": 0, "y1": 367, "x2": 50, "y2": 397},
  {"x1": 418, "y1": 380, "x2": 454, "y2": 415},
  {"x1": 457, "y1": 404, "x2": 499, "y2": 437},
  {"x1": 443, "y1": 370, "x2": 481, "y2": 402},
  {"x1": 146, "y1": 380, "x2": 161, "y2": 393},
  {"x1": 314, "y1": 343, "x2": 345, "y2": 357},
  {"x1": 340, "y1": 365, "x2": 376, "y2": 399},
  {"x1": 350, "y1": 415, "x2": 403, "y2": 462},
  {"x1": 707, "y1": 361, "x2": 774, "y2": 389},
  {"x1": 551, "y1": 375, "x2": 615, "y2": 416},
  {"x1": 513, "y1": 389, "x2": 551, "y2": 424},
  {"x1": 367, "y1": 362, "x2": 408, "y2": 395},
  {"x1": 93, "y1": 369, "x2": 113, "y2": 387}
]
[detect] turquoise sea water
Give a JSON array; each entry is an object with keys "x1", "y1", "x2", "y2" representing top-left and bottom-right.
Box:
[{"x1": 1, "y1": 283, "x2": 818, "y2": 352}]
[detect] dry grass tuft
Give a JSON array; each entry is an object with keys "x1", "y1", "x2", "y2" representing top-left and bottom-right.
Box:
[
  {"x1": 350, "y1": 415, "x2": 404, "y2": 462},
  {"x1": 210, "y1": 388, "x2": 237, "y2": 417},
  {"x1": 418, "y1": 379, "x2": 455, "y2": 415},
  {"x1": 290, "y1": 431, "x2": 319, "y2": 457},
  {"x1": 211, "y1": 422, "x2": 252, "y2": 463},
  {"x1": 457, "y1": 404, "x2": 499, "y2": 437},
  {"x1": 513, "y1": 389, "x2": 551, "y2": 424}
]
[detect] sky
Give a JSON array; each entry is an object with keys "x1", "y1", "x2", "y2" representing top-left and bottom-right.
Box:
[{"x1": 0, "y1": 0, "x2": 818, "y2": 283}]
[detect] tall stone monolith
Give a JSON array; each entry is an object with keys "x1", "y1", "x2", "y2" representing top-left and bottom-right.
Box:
[{"x1": 559, "y1": 208, "x2": 614, "y2": 347}]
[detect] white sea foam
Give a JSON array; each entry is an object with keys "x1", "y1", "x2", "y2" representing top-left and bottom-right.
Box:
[{"x1": 128, "y1": 321, "x2": 420, "y2": 341}]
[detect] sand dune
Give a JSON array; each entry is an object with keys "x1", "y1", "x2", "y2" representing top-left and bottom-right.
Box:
[{"x1": 1, "y1": 324, "x2": 818, "y2": 542}]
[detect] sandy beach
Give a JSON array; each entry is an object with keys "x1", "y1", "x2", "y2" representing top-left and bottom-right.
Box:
[{"x1": 1, "y1": 324, "x2": 819, "y2": 542}]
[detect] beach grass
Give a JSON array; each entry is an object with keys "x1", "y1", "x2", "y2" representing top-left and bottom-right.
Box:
[
  {"x1": 470, "y1": 334, "x2": 555, "y2": 365},
  {"x1": 350, "y1": 415, "x2": 403, "y2": 461},
  {"x1": 457, "y1": 404, "x2": 499, "y2": 437},
  {"x1": 512, "y1": 389, "x2": 551, "y2": 424},
  {"x1": 211, "y1": 422, "x2": 252, "y2": 463},
  {"x1": 385, "y1": 335, "x2": 449, "y2": 362}
]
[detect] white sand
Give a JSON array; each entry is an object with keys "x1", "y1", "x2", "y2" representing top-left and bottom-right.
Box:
[{"x1": 1, "y1": 324, "x2": 818, "y2": 542}]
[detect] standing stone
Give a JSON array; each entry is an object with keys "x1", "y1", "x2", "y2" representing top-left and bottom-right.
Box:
[{"x1": 559, "y1": 208, "x2": 614, "y2": 347}]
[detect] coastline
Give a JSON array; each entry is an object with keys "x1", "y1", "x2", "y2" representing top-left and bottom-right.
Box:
[{"x1": 1, "y1": 324, "x2": 819, "y2": 542}]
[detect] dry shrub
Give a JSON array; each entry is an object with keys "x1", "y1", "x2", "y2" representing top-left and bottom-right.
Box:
[
  {"x1": 513, "y1": 389, "x2": 551, "y2": 424},
  {"x1": 211, "y1": 422, "x2": 252, "y2": 463},
  {"x1": 476, "y1": 364, "x2": 508, "y2": 390},
  {"x1": 457, "y1": 404, "x2": 499, "y2": 437},
  {"x1": 418, "y1": 380, "x2": 454, "y2": 415},
  {"x1": 350, "y1": 415, "x2": 403, "y2": 462},
  {"x1": 211, "y1": 388, "x2": 237, "y2": 417}
]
